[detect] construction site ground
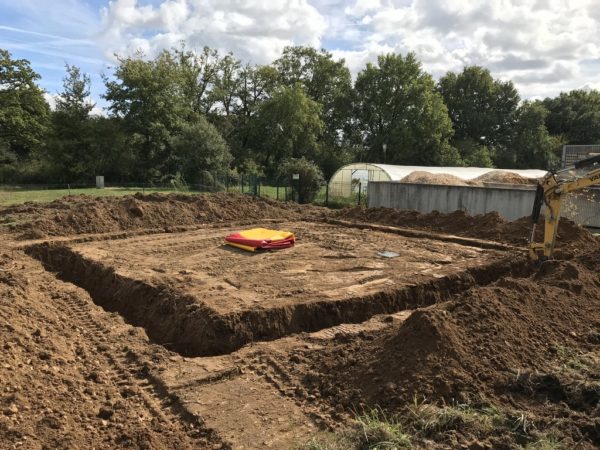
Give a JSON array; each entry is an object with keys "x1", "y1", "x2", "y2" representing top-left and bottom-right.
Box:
[{"x1": 1, "y1": 193, "x2": 598, "y2": 449}]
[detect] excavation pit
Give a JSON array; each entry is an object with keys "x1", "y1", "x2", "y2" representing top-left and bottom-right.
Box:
[{"x1": 27, "y1": 221, "x2": 514, "y2": 356}]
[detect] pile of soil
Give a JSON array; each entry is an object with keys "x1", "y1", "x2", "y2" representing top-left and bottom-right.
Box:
[
  {"x1": 400, "y1": 171, "x2": 472, "y2": 186},
  {"x1": 474, "y1": 170, "x2": 539, "y2": 185},
  {"x1": 336, "y1": 207, "x2": 597, "y2": 248},
  {"x1": 292, "y1": 250, "x2": 600, "y2": 448},
  {"x1": 2, "y1": 192, "x2": 324, "y2": 239},
  {"x1": 398, "y1": 170, "x2": 540, "y2": 187},
  {"x1": 0, "y1": 251, "x2": 224, "y2": 449}
]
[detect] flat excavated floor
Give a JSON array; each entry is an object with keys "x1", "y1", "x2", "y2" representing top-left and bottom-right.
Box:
[{"x1": 29, "y1": 221, "x2": 508, "y2": 356}]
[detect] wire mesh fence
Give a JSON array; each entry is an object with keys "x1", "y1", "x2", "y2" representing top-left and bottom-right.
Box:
[
  {"x1": 0, "y1": 172, "x2": 368, "y2": 208},
  {"x1": 562, "y1": 188, "x2": 600, "y2": 228}
]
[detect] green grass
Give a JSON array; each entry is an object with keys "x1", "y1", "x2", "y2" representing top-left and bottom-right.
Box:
[
  {"x1": 297, "y1": 400, "x2": 568, "y2": 450},
  {"x1": 296, "y1": 409, "x2": 411, "y2": 450},
  {"x1": 0, "y1": 187, "x2": 202, "y2": 207},
  {"x1": 0, "y1": 183, "x2": 365, "y2": 208}
]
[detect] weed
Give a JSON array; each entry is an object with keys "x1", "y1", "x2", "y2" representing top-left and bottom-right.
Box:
[
  {"x1": 296, "y1": 409, "x2": 411, "y2": 450},
  {"x1": 405, "y1": 395, "x2": 507, "y2": 436},
  {"x1": 354, "y1": 408, "x2": 412, "y2": 449},
  {"x1": 522, "y1": 437, "x2": 564, "y2": 450}
]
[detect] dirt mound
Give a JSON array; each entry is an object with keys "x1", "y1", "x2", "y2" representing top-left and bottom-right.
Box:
[
  {"x1": 336, "y1": 207, "x2": 597, "y2": 249},
  {"x1": 294, "y1": 251, "x2": 600, "y2": 447},
  {"x1": 0, "y1": 250, "x2": 226, "y2": 449},
  {"x1": 2, "y1": 192, "x2": 324, "y2": 239},
  {"x1": 400, "y1": 171, "x2": 472, "y2": 186},
  {"x1": 398, "y1": 170, "x2": 540, "y2": 186},
  {"x1": 475, "y1": 170, "x2": 539, "y2": 185}
]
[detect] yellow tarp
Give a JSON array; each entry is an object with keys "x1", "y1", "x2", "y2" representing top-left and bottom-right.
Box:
[{"x1": 225, "y1": 228, "x2": 295, "y2": 252}]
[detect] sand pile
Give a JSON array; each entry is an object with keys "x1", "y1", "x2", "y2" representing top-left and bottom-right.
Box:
[
  {"x1": 399, "y1": 170, "x2": 541, "y2": 186},
  {"x1": 475, "y1": 170, "x2": 539, "y2": 185},
  {"x1": 3, "y1": 193, "x2": 325, "y2": 239},
  {"x1": 400, "y1": 171, "x2": 472, "y2": 186}
]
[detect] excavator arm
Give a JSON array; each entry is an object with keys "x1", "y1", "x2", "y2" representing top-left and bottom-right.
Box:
[{"x1": 529, "y1": 154, "x2": 600, "y2": 262}]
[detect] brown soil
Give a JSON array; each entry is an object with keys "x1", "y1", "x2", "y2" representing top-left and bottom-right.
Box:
[
  {"x1": 336, "y1": 206, "x2": 596, "y2": 248},
  {"x1": 1, "y1": 193, "x2": 599, "y2": 449},
  {"x1": 25, "y1": 222, "x2": 509, "y2": 356},
  {"x1": 3, "y1": 192, "x2": 323, "y2": 239},
  {"x1": 289, "y1": 250, "x2": 600, "y2": 448}
]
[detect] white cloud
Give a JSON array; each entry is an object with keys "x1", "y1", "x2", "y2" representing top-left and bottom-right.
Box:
[
  {"x1": 43, "y1": 92, "x2": 58, "y2": 110},
  {"x1": 88, "y1": 0, "x2": 600, "y2": 98},
  {"x1": 99, "y1": 0, "x2": 327, "y2": 63},
  {"x1": 43, "y1": 92, "x2": 105, "y2": 116},
  {"x1": 333, "y1": 0, "x2": 600, "y2": 97}
]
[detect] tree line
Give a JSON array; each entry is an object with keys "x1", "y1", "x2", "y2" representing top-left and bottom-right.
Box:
[{"x1": 2, "y1": 46, "x2": 600, "y2": 186}]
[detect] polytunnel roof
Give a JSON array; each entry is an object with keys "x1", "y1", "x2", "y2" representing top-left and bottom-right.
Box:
[{"x1": 338, "y1": 163, "x2": 548, "y2": 181}]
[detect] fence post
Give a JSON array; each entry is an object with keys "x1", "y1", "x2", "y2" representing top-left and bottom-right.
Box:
[
  {"x1": 68, "y1": 183, "x2": 71, "y2": 195},
  {"x1": 276, "y1": 184, "x2": 279, "y2": 201},
  {"x1": 325, "y1": 183, "x2": 329, "y2": 206},
  {"x1": 358, "y1": 182, "x2": 361, "y2": 206}
]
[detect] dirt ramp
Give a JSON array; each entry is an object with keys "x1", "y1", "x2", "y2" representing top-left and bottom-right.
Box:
[{"x1": 4, "y1": 192, "x2": 324, "y2": 239}]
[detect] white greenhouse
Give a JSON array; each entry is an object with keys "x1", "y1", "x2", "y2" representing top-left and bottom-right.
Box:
[{"x1": 327, "y1": 163, "x2": 547, "y2": 197}]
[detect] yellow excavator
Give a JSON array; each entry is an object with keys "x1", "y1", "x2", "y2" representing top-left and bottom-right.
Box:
[{"x1": 529, "y1": 154, "x2": 600, "y2": 263}]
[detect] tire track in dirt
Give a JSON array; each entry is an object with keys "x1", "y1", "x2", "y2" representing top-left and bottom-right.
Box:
[{"x1": 52, "y1": 290, "x2": 230, "y2": 449}]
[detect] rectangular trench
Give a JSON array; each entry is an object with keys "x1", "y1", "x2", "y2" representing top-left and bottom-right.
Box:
[{"x1": 26, "y1": 242, "x2": 531, "y2": 357}]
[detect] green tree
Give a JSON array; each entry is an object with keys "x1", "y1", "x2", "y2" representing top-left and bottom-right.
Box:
[
  {"x1": 512, "y1": 101, "x2": 563, "y2": 169},
  {"x1": 88, "y1": 117, "x2": 133, "y2": 181},
  {"x1": 212, "y1": 53, "x2": 242, "y2": 116},
  {"x1": 237, "y1": 64, "x2": 279, "y2": 117},
  {"x1": 354, "y1": 53, "x2": 458, "y2": 165},
  {"x1": 277, "y1": 157, "x2": 324, "y2": 203},
  {"x1": 103, "y1": 51, "x2": 188, "y2": 180},
  {"x1": 47, "y1": 64, "x2": 96, "y2": 181},
  {"x1": 438, "y1": 66, "x2": 520, "y2": 166},
  {"x1": 251, "y1": 84, "x2": 323, "y2": 171},
  {"x1": 175, "y1": 45, "x2": 221, "y2": 115},
  {"x1": 542, "y1": 89, "x2": 600, "y2": 144},
  {"x1": 274, "y1": 46, "x2": 353, "y2": 176},
  {"x1": 0, "y1": 49, "x2": 49, "y2": 160},
  {"x1": 218, "y1": 64, "x2": 279, "y2": 165},
  {"x1": 169, "y1": 115, "x2": 233, "y2": 183}
]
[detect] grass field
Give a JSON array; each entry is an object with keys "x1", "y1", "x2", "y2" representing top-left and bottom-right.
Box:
[
  {"x1": 0, "y1": 187, "x2": 196, "y2": 207},
  {"x1": 0, "y1": 185, "x2": 363, "y2": 207}
]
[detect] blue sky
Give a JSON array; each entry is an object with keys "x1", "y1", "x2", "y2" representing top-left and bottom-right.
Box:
[{"x1": 2, "y1": 0, "x2": 599, "y2": 113}]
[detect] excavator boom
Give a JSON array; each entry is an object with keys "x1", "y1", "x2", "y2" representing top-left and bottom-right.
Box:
[{"x1": 529, "y1": 154, "x2": 600, "y2": 263}]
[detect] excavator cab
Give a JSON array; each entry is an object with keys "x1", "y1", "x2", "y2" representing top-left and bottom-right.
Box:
[{"x1": 529, "y1": 154, "x2": 600, "y2": 263}]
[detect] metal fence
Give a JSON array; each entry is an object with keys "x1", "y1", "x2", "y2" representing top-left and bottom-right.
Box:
[
  {"x1": 562, "y1": 144, "x2": 600, "y2": 168},
  {"x1": 562, "y1": 188, "x2": 600, "y2": 228},
  {"x1": 560, "y1": 146, "x2": 600, "y2": 228},
  {"x1": 0, "y1": 172, "x2": 368, "y2": 208}
]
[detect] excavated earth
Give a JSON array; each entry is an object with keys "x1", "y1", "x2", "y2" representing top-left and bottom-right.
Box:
[{"x1": 1, "y1": 193, "x2": 599, "y2": 449}]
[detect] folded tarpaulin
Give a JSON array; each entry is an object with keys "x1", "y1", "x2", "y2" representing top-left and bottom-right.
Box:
[{"x1": 225, "y1": 228, "x2": 295, "y2": 252}]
